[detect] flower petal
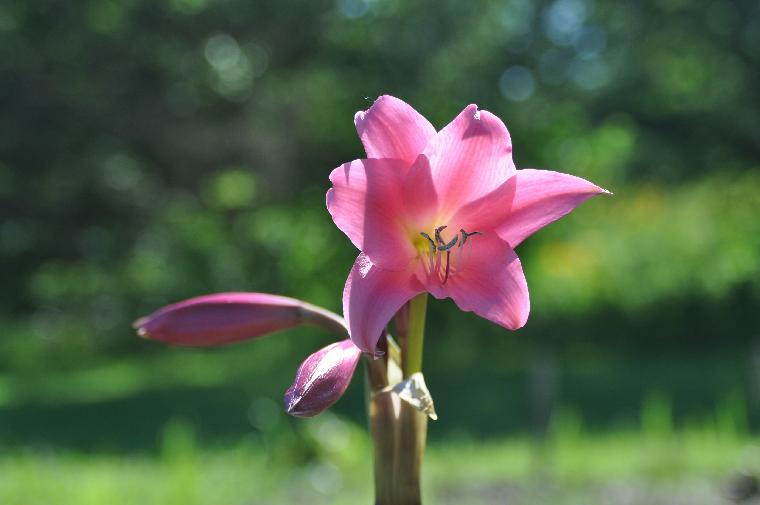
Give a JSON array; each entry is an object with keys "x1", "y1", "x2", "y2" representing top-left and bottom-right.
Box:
[
  {"x1": 450, "y1": 175, "x2": 518, "y2": 233},
  {"x1": 354, "y1": 95, "x2": 437, "y2": 163},
  {"x1": 284, "y1": 339, "x2": 362, "y2": 418},
  {"x1": 402, "y1": 154, "x2": 440, "y2": 231},
  {"x1": 343, "y1": 253, "x2": 424, "y2": 354},
  {"x1": 428, "y1": 234, "x2": 529, "y2": 330},
  {"x1": 327, "y1": 158, "x2": 416, "y2": 270},
  {"x1": 495, "y1": 169, "x2": 609, "y2": 248},
  {"x1": 134, "y1": 292, "x2": 346, "y2": 346},
  {"x1": 424, "y1": 105, "x2": 515, "y2": 215}
]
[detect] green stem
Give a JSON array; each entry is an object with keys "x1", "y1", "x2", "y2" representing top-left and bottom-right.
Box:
[
  {"x1": 366, "y1": 296, "x2": 430, "y2": 505},
  {"x1": 403, "y1": 293, "x2": 428, "y2": 378}
]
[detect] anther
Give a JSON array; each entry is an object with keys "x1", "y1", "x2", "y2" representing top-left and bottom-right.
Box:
[
  {"x1": 460, "y1": 229, "x2": 482, "y2": 246},
  {"x1": 419, "y1": 232, "x2": 436, "y2": 253},
  {"x1": 437, "y1": 235, "x2": 458, "y2": 251},
  {"x1": 434, "y1": 225, "x2": 448, "y2": 246}
]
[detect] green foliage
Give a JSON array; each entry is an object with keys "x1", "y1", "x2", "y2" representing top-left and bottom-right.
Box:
[{"x1": 526, "y1": 173, "x2": 760, "y2": 315}]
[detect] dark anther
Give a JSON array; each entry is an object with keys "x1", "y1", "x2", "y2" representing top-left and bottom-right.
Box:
[
  {"x1": 435, "y1": 225, "x2": 458, "y2": 250},
  {"x1": 437, "y1": 235, "x2": 458, "y2": 251},
  {"x1": 434, "y1": 225, "x2": 448, "y2": 246},
  {"x1": 419, "y1": 232, "x2": 436, "y2": 252},
  {"x1": 460, "y1": 229, "x2": 483, "y2": 246}
]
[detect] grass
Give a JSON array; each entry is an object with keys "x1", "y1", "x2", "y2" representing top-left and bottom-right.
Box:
[
  {"x1": 1, "y1": 409, "x2": 755, "y2": 505},
  {"x1": 0, "y1": 350, "x2": 754, "y2": 504}
]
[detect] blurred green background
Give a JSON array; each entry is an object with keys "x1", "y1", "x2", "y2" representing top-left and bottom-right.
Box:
[{"x1": 2, "y1": 0, "x2": 760, "y2": 503}]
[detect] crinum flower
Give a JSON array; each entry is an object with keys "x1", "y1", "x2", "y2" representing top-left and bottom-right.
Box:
[{"x1": 327, "y1": 96, "x2": 608, "y2": 354}]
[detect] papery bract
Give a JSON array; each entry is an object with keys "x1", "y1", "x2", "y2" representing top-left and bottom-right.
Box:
[
  {"x1": 134, "y1": 292, "x2": 347, "y2": 346},
  {"x1": 284, "y1": 339, "x2": 362, "y2": 417},
  {"x1": 327, "y1": 96, "x2": 609, "y2": 354}
]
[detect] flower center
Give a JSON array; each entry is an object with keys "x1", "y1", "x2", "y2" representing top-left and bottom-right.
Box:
[{"x1": 416, "y1": 225, "x2": 481, "y2": 284}]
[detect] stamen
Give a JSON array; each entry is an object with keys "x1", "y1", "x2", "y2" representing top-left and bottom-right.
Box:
[
  {"x1": 459, "y1": 229, "x2": 482, "y2": 247},
  {"x1": 419, "y1": 232, "x2": 436, "y2": 253},
  {"x1": 437, "y1": 235, "x2": 458, "y2": 251},
  {"x1": 418, "y1": 226, "x2": 482, "y2": 284},
  {"x1": 434, "y1": 225, "x2": 448, "y2": 246}
]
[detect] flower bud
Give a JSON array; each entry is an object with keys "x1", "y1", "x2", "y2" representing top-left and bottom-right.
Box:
[
  {"x1": 134, "y1": 292, "x2": 347, "y2": 346},
  {"x1": 284, "y1": 339, "x2": 362, "y2": 417}
]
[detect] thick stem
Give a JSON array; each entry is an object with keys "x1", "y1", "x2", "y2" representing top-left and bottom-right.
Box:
[
  {"x1": 365, "y1": 353, "x2": 395, "y2": 505},
  {"x1": 367, "y1": 295, "x2": 429, "y2": 505},
  {"x1": 394, "y1": 401, "x2": 427, "y2": 504},
  {"x1": 368, "y1": 391, "x2": 428, "y2": 505},
  {"x1": 369, "y1": 391, "x2": 397, "y2": 504}
]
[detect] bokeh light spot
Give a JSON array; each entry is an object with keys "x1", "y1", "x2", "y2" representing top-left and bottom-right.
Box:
[
  {"x1": 499, "y1": 66, "x2": 536, "y2": 101},
  {"x1": 542, "y1": 0, "x2": 591, "y2": 46},
  {"x1": 337, "y1": 0, "x2": 370, "y2": 19}
]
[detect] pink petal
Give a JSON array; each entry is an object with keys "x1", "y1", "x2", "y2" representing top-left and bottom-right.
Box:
[
  {"x1": 495, "y1": 169, "x2": 609, "y2": 248},
  {"x1": 354, "y1": 95, "x2": 437, "y2": 163},
  {"x1": 427, "y1": 234, "x2": 529, "y2": 330},
  {"x1": 134, "y1": 292, "x2": 347, "y2": 346},
  {"x1": 450, "y1": 175, "x2": 518, "y2": 233},
  {"x1": 327, "y1": 158, "x2": 416, "y2": 270},
  {"x1": 343, "y1": 253, "x2": 424, "y2": 354},
  {"x1": 284, "y1": 339, "x2": 362, "y2": 418},
  {"x1": 401, "y1": 154, "x2": 440, "y2": 231},
  {"x1": 423, "y1": 105, "x2": 515, "y2": 215}
]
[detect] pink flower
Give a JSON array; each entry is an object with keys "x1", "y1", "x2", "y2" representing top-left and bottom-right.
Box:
[
  {"x1": 134, "y1": 292, "x2": 348, "y2": 346},
  {"x1": 284, "y1": 339, "x2": 362, "y2": 417},
  {"x1": 327, "y1": 96, "x2": 608, "y2": 354}
]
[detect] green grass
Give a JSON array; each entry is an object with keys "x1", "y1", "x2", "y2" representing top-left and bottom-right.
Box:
[
  {"x1": 1, "y1": 410, "x2": 753, "y2": 505},
  {"x1": 0, "y1": 367, "x2": 751, "y2": 504}
]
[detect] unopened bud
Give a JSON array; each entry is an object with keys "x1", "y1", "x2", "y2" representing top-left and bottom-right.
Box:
[
  {"x1": 134, "y1": 292, "x2": 347, "y2": 346},
  {"x1": 284, "y1": 339, "x2": 361, "y2": 417}
]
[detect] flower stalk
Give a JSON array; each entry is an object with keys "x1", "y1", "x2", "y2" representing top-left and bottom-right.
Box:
[
  {"x1": 367, "y1": 297, "x2": 429, "y2": 505},
  {"x1": 402, "y1": 293, "x2": 428, "y2": 378}
]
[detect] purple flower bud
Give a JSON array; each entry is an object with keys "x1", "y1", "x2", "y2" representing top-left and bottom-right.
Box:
[
  {"x1": 284, "y1": 339, "x2": 362, "y2": 417},
  {"x1": 134, "y1": 292, "x2": 348, "y2": 347}
]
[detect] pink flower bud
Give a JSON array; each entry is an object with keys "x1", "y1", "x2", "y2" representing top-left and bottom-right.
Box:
[
  {"x1": 284, "y1": 339, "x2": 362, "y2": 417},
  {"x1": 134, "y1": 292, "x2": 348, "y2": 346}
]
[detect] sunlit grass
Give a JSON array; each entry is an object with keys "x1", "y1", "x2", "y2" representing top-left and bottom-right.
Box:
[{"x1": 1, "y1": 409, "x2": 754, "y2": 505}]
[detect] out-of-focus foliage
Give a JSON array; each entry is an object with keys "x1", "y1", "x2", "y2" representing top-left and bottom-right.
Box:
[
  {"x1": 1, "y1": 0, "x2": 759, "y2": 445},
  {"x1": 530, "y1": 172, "x2": 760, "y2": 315}
]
